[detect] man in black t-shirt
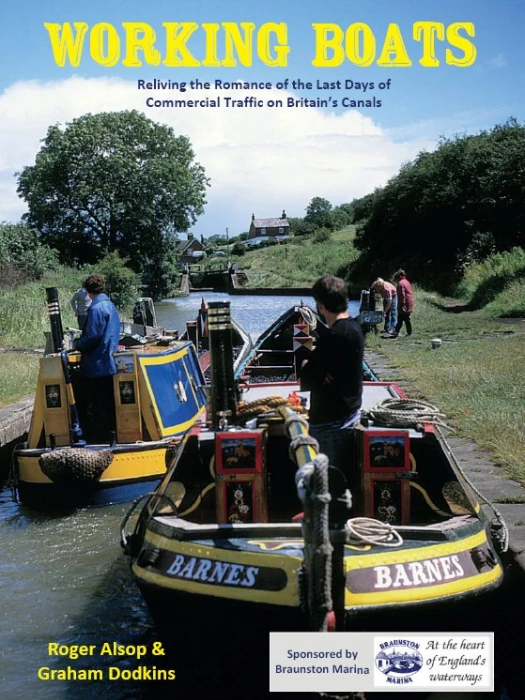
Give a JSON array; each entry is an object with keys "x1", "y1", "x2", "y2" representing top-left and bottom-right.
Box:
[{"x1": 298, "y1": 275, "x2": 364, "y2": 477}]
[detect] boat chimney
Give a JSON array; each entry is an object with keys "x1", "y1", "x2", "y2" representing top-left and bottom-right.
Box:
[
  {"x1": 46, "y1": 287, "x2": 65, "y2": 353},
  {"x1": 207, "y1": 301, "x2": 236, "y2": 427}
]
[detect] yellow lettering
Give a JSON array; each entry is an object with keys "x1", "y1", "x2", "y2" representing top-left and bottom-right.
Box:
[
  {"x1": 312, "y1": 23, "x2": 345, "y2": 67},
  {"x1": 44, "y1": 22, "x2": 88, "y2": 68},
  {"x1": 202, "y1": 23, "x2": 221, "y2": 67},
  {"x1": 414, "y1": 22, "x2": 444, "y2": 67},
  {"x1": 257, "y1": 23, "x2": 289, "y2": 67},
  {"x1": 90, "y1": 23, "x2": 120, "y2": 67},
  {"x1": 122, "y1": 22, "x2": 161, "y2": 67},
  {"x1": 163, "y1": 22, "x2": 200, "y2": 67},
  {"x1": 377, "y1": 23, "x2": 412, "y2": 67},
  {"x1": 222, "y1": 22, "x2": 255, "y2": 67},
  {"x1": 346, "y1": 23, "x2": 375, "y2": 67},
  {"x1": 446, "y1": 22, "x2": 476, "y2": 67}
]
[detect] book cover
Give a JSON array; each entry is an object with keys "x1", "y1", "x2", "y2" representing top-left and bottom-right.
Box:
[{"x1": 0, "y1": 1, "x2": 523, "y2": 699}]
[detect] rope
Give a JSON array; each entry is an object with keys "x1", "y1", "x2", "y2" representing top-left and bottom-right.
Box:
[
  {"x1": 435, "y1": 426, "x2": 509, "y2": 553},
  {"x1": 299, "y1": 305, "x2": 318, "y2": 331},
  {"x1": 345, "y1": 517, "x2": 404, "y2": 548},
  {"x1": 362, "y1": 397, "x2": 451, "y2": 431},
  {"x1": 288, "y1": 434, "x2": 319, "y2": 464},
  {"x1": 237, "y1": 395, "x2": 307, "y2": 421},
  {"x1": 297, "y1": 454, "x2": 333, "y2": 632}
]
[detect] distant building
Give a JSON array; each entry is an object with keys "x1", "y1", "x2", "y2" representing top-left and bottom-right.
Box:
[
  {"x1": 245, "y1": 210, "x2": 291, "y2": 248},
  {"x1": 177, "y1": 233, "x2": 205, "y2": 264}
]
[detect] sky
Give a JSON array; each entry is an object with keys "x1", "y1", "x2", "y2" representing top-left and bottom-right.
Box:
[{"x1": 1, "y1": 0, "x2": 524, "y2": 239}]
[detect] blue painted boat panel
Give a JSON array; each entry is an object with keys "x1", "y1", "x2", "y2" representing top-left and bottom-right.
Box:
[{"x1": 139, "y1": 346, "x2": 207, "y2": 437}]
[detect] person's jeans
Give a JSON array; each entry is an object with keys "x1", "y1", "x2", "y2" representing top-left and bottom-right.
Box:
[
  {"x1": 309, "y1": 413, "x2": 360, "y2": 486},
  {"x1": 384, "y1": 295, "x2": 398, "y2": 332}
]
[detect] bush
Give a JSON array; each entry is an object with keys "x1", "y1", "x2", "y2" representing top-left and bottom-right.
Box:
[
  {"x1": 232, "y1": 242, "x2": 246, "y2": 256},
  {"x1": 484, "y1": 277, "x2": 525, "y2": 317},
  {"x1": 313, "y1": 228, "x2": 331, "y2": 243},
  {"x1": 0, "y1": 222, "x2": 59, "y2": 286},
  {"x1": 93, "y1": 251, "x2": 140, "y2": 310}
]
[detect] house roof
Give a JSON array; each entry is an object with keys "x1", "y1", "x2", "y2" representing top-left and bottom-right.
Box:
[
  {"x1": 177, "y1": 238, "x2": 202, "y2": 253},
  {"x1": 252, "y1": 218, "x2": 289, "y2": 228}
]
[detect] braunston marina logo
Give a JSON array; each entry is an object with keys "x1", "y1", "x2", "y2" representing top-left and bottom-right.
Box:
[{"x1": 375, "y1": 639, "x2": 423, "y2": 685}]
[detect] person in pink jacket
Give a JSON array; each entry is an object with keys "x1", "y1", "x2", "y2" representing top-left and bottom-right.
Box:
[{"x1": 390, "y1": 270, "x2": 414, "y2": 337}]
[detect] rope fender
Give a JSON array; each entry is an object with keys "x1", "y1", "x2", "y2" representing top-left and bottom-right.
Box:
[{"x1": 39, "y1": 447, "x2": 113, "y2": 484}]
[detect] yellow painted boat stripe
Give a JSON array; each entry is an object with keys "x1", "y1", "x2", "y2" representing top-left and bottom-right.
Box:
[
  {"x1": 344, "y1": 529, "x2": 503, "y2": 605},
  {"x1": 139, "y1": 348, "x2": 187, "y2": 366},
  {"x1": 136, "y1": 533, "x2": 302, "y2": 605},
  {"x1": 345, "y1": 529, "x2": 488, "y2": 567},
  {"x1": 345, "y1": 566, "x2": 502, "y2": 606},
  {"x1": 156, "y1": 406, "x2": 206, "y2": 438},
  {"x1": 144, "y1": 531, "x2": 301, "y2": 567},
  {"x1": 132, "y1": 563, "x2": 300, "y2": 606},
  {"x1": 16, "y1": 448, "x2": 168, "y2": 484}
]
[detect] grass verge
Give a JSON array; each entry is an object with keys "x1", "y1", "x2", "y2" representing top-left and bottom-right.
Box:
[
  {"x1": 366, "y1": 291, "x2": 525, "y2": 485},
  {"x1": 239, "y1": 226, "x2": 358, "y2": 288},
  {"x1": 0, "y1": 353, "x2": 40, "y2": 408}
]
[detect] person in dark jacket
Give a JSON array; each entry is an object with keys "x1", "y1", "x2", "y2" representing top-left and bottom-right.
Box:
[
  {"x1": 74, "y1": 274, "x2": 121, "y2": 442},
  {"x1": 390, "y1": 269, "x2": 414, "y2": 337},
  {"x1": 298, "y1": 275, "x2": 364, "y2": 480}
]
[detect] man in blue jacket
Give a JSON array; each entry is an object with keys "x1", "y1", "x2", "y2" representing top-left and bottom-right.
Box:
[{"x1": 74, "y1": 274, "x2": 121, "y2": 443}]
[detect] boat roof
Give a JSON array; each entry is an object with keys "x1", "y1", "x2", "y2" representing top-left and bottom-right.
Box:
[{"x1": 240, "y1": 380, "x2": 397, "y2": 412}]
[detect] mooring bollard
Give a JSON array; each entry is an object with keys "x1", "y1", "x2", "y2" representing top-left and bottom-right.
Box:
[{"x1": 431, "y1": 338, "x2": 442, "y2": 349}]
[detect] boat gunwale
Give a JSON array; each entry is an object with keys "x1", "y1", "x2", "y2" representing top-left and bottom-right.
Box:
[
  {"x1": 145, "y1": 513, "x2": 488, "y2": 544},
  {"x1": 14, "y1": 439, "x2": 181, "y2": 457}
]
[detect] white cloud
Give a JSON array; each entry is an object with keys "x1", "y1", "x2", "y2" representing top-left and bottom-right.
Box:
[
  {"x1": 488, "y1": 53, "x2": 507, "y2": 68},
  {"x1": 0, "y1": 76, "x2": 432, "y2": 235}
]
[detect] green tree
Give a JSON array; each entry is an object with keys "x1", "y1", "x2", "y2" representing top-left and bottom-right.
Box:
[
  {"x1": 16, "y1": 110, "x2": 209, "y2": 274},
  {"x1": 352, "y1": 119, "x2": 525, "y2": 291},
  {"x1": 305, "y1": 197, "x2": 333, "y2": 229}
]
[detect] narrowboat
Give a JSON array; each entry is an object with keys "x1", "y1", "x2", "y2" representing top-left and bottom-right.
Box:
[
  {"x1": 12, "y1": 288, "x2": 208, "y2": 508},
  {"x1": 122, "y1": 301, "x2": 505, "y2": 645},
  {"x1": 181, "y1": 296, "x2": 253, "y2": 378}
]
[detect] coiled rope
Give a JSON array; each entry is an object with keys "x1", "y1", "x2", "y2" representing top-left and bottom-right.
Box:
[
  {"x1": 363, "y1": 397, "x2": 451, "y2": 431},
  {"x1": 345, "y1": 517, "x2": 403, "y2": 547},
  {"x1": 237, "y1": 395, "x2": 307, "y2": 421}
]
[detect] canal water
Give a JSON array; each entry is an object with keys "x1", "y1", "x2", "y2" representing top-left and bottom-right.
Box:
[{"x1": 0, "y1": 294, "x2": 516, "y2": 699}]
